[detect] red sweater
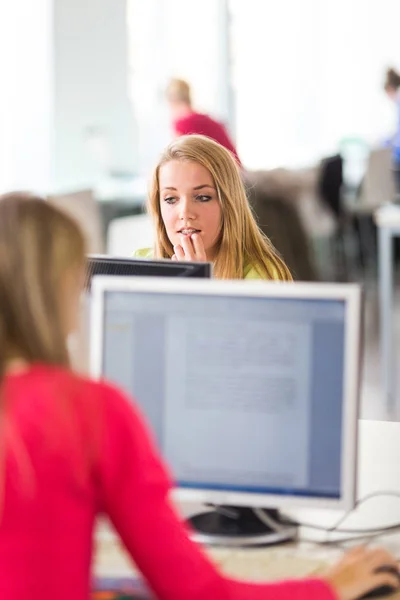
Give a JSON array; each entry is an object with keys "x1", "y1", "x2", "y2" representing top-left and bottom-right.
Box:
[
  {"x1": 174, "y1": 112, "x2": 242, "y2": 167},
  {"x1": 0, "y1": 365, "x2": 336, "y2": 600}
]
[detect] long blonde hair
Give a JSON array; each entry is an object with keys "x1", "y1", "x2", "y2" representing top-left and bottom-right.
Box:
[
  {"x1": 148, "y1": 135, "x2": 292, "y2": 280},
  {"x1": 0, "y1": 193, "x2": 86, "y2": 380}
]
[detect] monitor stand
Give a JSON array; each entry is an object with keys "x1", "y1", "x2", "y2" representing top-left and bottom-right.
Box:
[{"x1": 188, "y1": 506, "x2": 298, "y2": 547}]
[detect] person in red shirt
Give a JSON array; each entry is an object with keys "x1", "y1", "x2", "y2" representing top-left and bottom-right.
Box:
[
  {"x1": 166, "y1": 78, "x2": 242, "y2": 167},
  {"x1": 0, "y1": 192, "x2": 398, "y2": 600}
]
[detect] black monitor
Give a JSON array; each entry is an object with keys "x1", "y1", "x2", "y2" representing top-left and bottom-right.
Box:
[{"x1": 85, "y1": 255, "x2": 212, "y2": 289}]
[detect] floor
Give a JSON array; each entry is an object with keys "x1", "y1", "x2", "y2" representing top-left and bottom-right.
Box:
[
  {"x1": 360, "y1": 282, "x2": 400, "y2": 421},
  {"x1": 336, "y1": 262, "x2": 400, "y2": 421},
  {"x1": 360, "y1": 283, "x2": 385, "y2": 420},
  {"x1": 310, "y1": 221, "x2": 400, "y2": 422}
]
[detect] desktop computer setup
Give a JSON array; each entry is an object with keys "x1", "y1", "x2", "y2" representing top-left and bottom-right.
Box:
[{"x1": 89, "y1": 274, "x2": 363, "y2": 547}]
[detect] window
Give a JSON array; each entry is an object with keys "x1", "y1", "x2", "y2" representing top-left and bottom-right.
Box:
[
  {"x1": 229, "y1": 0, "x2": 400, "y2": 169},
  {"x1": 127, "y1": 0, "x2": 232, "y2": 173}
]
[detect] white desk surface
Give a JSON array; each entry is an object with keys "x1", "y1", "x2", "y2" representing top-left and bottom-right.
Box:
[
  {"x1": 375, "y1": 204, "x2": 400, "y2": 228},
  {"x1": 95, "y1": 419, "x2": 400, "y2": 589}
]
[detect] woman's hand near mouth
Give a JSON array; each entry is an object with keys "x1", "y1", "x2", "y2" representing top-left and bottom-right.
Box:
[{"x1": 172, "y1": 233, "x2": 207, "y2": 262}]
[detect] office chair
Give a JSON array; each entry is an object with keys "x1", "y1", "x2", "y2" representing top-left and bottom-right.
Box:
[{"x1": 48, "y1": 188, "x2": 105, "y2": 254}]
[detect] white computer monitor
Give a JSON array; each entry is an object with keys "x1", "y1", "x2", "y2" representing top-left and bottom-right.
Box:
[{"x1": 90, "y1": 277, "x2": 362, "y2": 543}]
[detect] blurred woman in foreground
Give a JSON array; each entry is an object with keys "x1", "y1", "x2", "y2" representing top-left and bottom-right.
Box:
[{"x1": 0, "y1": 192, "x2": 398, "y2": 600}]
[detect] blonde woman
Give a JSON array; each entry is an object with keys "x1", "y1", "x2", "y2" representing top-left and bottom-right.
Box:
[
  {"x1": 0, "y1": 193, "x2": 398, "y2": 600},
  {"x1": 134, "y1": 135, "x2": 292, "y2": 281}
]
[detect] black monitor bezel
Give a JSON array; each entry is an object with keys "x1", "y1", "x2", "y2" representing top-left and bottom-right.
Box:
[{"x1": 85, "y1": 254, "x2": 212, "y2": 290}]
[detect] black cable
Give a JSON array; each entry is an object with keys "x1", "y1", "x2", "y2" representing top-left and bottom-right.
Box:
[
  {"x1": 298, "y1": 521, "x2": 400, "y2": 535},
  {"x1": 289, "y1": 491, "x2": 400, "y2": 535},
  {"x1": 300, "y1": 524, "x2": 400, "y2": 546},
  {"x1": 328, "y1": 491, "x2": 400, "y2": 534}
]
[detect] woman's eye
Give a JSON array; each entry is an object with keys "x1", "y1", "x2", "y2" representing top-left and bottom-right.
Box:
[
  {"x1": 164, "y1": 196, "x2": 177, "y2": 205},
  {"x1": 196, "y1": 195, "x2": 212, "y2": 202}
]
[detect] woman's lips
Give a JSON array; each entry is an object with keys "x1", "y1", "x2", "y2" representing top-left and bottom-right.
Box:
[{"x1": 178, "y1": 228, "x2": 201, "y2": 235}]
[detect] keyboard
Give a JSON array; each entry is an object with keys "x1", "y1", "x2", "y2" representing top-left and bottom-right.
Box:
[{"x1": 207, "y1": 546, "x2": 329, "y2": 582}]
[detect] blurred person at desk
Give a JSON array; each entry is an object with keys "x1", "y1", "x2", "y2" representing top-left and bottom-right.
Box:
[
  {"x1": 166, "y1": 78, "x2": 242, "y2": 167},
  {"x1": 0, "y1": 192, "x2": 399, "y2": 600},
  {"x1": 133, "y1": 135, "x2": 291, "y2": 281},
  {"x1": 383, "y1": 67, "x2": 400, "y2": 191}
]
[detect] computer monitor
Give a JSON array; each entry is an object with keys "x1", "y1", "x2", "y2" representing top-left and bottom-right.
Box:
[
  {"x1": 86, "y1": 255, "x2": 212, "y2": 289},
  {"x1": 90, "y1": 277, "x2": 362, "y2": 546}
]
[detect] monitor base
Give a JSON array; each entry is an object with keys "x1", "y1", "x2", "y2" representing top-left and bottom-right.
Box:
[{"x1": 188, "y1": 506, "x2": 298, "y2": 547}]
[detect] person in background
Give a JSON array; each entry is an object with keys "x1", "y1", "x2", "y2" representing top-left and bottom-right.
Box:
[
  {"x1": 166, "y1": 78, "x2": 242, "y2": 167},
  {"x1": 133, "y1": 134, "x2": 291, "y2": 280},
  {"x1": 0, "y1": 192, "x2": 399, "y2": 600},
  {"x1": 384, "y1": 67, "x2": 400, "y2": 190}
]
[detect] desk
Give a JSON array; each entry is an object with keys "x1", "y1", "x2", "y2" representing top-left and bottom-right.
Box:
[
  {"x1": 95, "y1": 420, "x2": 400, "y2": 596},
  {"x1": 375, "y1": 204, "x2": 400, "y2": 417}
]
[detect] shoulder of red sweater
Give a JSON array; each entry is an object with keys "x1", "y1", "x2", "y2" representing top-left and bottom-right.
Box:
[{"x1": 8, "y1": 363, "x2": 122, "y2": 401}]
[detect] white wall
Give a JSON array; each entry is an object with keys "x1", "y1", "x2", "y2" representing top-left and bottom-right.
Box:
[
  {"x1": 162, "y1": 0, "x2": 231, "y2": 123},
  {"x1": 230, "y1": 0, "x2": 400, "y2": 170},
  {"x1": 54, "y1": 0, "x2": 136, "y2": 189},
  {"x1": 0, "y1": 0, "x2": 136, "y2": 193},
  {"x1": 0, "y1": 0, "x2": 53, "y2": 192},
  {"x1": 127, "y1": 0, "x2": 232, "y2": 174}
]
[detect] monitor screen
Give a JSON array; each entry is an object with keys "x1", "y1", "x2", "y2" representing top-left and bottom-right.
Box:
[
  {"x1": 86, "y1": 255, "x2": 212, "y2": 289},
  {"x1": 90, "y1": 278, "x2": 361, "y2": 511}
]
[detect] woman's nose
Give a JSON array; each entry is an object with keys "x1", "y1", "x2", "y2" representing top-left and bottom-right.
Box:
[{"x1": 179, "y1": 198, "x2": 195, "y2": 220}]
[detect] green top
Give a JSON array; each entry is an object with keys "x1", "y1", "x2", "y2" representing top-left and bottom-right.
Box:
[{"x1": 132, "y1": 248, "x2": 277, "y2": 280}]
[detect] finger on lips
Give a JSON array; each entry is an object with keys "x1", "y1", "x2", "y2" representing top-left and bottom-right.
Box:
[
  {"x1": 180, "y1": 236, "x2": 196, "y2": 260},
  {"x1": 173, "y1": 244, "x2": 185, "y2": 260},
  {"x1": 191, "y1": 233, "x2": 206, "y2": 259}
]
